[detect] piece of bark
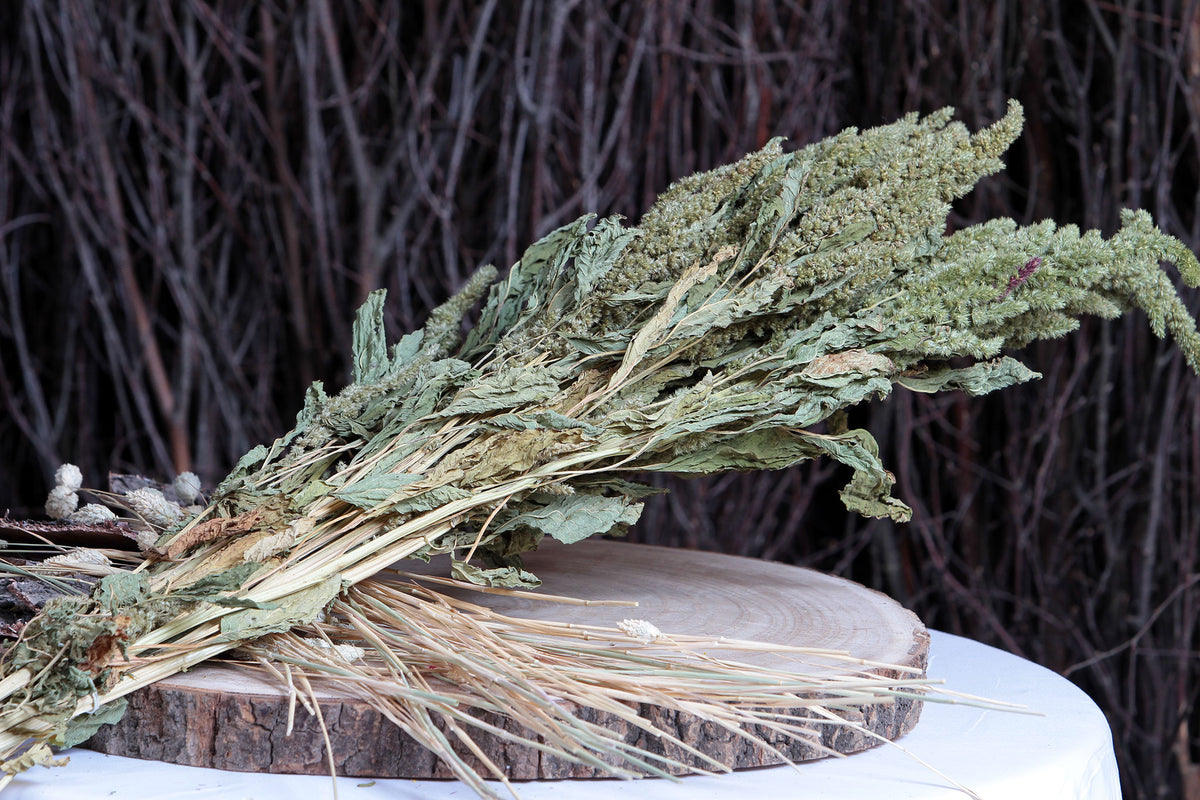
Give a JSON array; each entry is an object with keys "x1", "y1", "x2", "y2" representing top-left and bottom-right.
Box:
[
  {"x1": 0, "y1": 516, "x2": 138, "y2": 551},
  {"x1": 0, "y1": 577, "x2": 69, "y2": 642},
  {"x1": 86, "y1": 540, "x2": 928, "y2": 778}
]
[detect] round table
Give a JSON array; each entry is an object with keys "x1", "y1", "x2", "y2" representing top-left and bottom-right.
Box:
[{"x1": 5, "y1": 631, "x2": 1120, "y2": 799}]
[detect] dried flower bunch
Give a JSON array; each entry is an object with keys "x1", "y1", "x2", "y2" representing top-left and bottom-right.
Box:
[{"x1": 1, "y1": 102, "x2": 1197, "y2": 795}]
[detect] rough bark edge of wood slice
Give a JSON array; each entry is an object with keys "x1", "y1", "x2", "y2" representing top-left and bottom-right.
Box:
[{"x1": 84, "y1": 541, "x2": 929, "y2": 780}]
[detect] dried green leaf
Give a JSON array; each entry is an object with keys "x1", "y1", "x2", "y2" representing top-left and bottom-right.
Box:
[
  {"x1": 59, "y1": 697, "x2": 128, "y2": 749},
  {"x1": 352, "y1": 289, "x2": 391, "y2": 383},
  {"x1": 573, "y1": 216, "x2": 641, "y2": 304},
  {"x1": 292, "y1": 478, "x2": 337, "y2": 509},
  {"x1": 93, "y1": 573, "x2": 150, "y2": 614},
  {"x1": 214, "y1": 443, "x2": 269, "y2": 495},
  {"x1": 496, "y1": 494, "x2": 643, "y2": 544},
  {"x1": 387, "y1": 485, "x2": 474, "y2": 515},
  {"x1": 898, "y1": 357, "x2": 1040, "y2": 396},
  {"x1": 485, "y1": 410, "x2": 599, "y2": 435},
  {"x1": 655, "y1": 429, "x2": 823, "y2": 474},
  {"x1": 802, "y1": 349, "x2": 895, "y2": 379},
  {"x1": 217, "y1": 576, "x2": 342, "y2": 641},
  {"x1": 389, "y1": 330, "x2": 425, "y2": 373},
  {"x1": 436, "y1": 366, "x2": 563, "y2": 417},
  {"x1": 747, "y1": 152, "x2": 809, "y2": 246},
  {"x1": 587, "y1": 478, "x2": 665, "y2": 500},
  {"x1": 807, "y1": 430, "x2": 912, "y2": 522},
  {"x1": 563, "y1": 332, "x2": 630, "y2": 355},
  {"x1": 334, "y1": 473, "x2": 423, "y2": 510},
  {"x1": 608, "y1": 248, "x2": 731, "y2": 391},
  {"x1": 182, "y1": 562, "x2": 261, "y2": 598},
  {"x1": 451, "y1": 560, "x2": 542, "y2": 589},
  {"x1": 816, "y1": 219, "x2": 877, "y2": 253},
  {"x1": 668, "y1": 276, "x2": 791, "y2": 342},
  {"x1": 460, "y1": 216, "x2": 592, "y2": 358}
]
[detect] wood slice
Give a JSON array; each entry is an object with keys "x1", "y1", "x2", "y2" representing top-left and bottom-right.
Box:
[{"x1": 85, "y1": 540, "x2": 928, "y2": 779}]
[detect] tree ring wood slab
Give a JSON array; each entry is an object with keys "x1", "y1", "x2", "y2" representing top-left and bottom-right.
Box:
[{"x1": 85, "y1": 540, "x2": 928, "y2": 779}]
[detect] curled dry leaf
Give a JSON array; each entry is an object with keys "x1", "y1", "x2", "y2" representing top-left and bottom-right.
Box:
[{"x1": 803, "y1": 349, "x2": 896, "y2": 378}]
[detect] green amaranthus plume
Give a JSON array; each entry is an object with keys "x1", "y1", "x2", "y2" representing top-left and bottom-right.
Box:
[
  {"x1": 218, "y1": 98, "x2": 1196, "y2": 536},
  {"x1": 1, "y1": 100, "x2": 1197, "y2": 794}
]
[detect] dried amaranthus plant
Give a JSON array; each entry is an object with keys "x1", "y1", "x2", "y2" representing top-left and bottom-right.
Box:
[{"x1": 1, "y1": 101, "x2": 1197, "y2": 796}]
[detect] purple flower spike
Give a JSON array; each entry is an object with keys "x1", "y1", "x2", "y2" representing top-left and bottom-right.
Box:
[{"x1": 996, "y1": 256, "x2": 1043, "y2": 301}]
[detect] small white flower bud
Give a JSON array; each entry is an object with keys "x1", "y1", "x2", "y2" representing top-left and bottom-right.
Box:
[
  {"x1": 173, "y1": 472, "x2": 202, "y2": 504},
  {"x1": 54, "y1": 463, "x2": 83, "y2": 491},
  {"x1": 67, "y1": 503, "x2": 119, "y2": 525},
  {"x1": 45, "y1": 485, "x2": 79, "y2": 520},
  {"x1": 617, "y1": 619, "x2": 662, "y2": 644},
  {"x1": 134, "y1": 529, "x2": 160, "y2": 552},
  {"x1": 125, "y1": 487, "x2": 185, "y2": 527}
]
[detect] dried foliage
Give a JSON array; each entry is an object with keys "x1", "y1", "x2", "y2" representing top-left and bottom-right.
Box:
[
  {"x1": 0, "y1": 1, "x2": 1198, "y2": 797},
  {"x1": 8, "y1": 101, "x2": 1152, "y2": 796}
]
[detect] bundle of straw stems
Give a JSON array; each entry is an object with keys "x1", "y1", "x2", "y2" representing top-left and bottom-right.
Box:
[
  {"x1": 0, "y1": 427, "x2": 929, "y2": 782},
  {"x1": 0, "y1": 449, "x2": 944, "y2": 797}
]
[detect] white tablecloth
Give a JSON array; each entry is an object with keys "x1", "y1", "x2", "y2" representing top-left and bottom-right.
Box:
[{"x1": 5, "y1": 631, "x2": 1120, "y2": 799}]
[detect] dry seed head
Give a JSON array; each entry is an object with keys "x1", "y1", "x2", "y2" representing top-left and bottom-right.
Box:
[
  {"x1": 173, "y1": 472, "x2": 202, "y2": 504},
  {"x1": 54, "y1": 463, "x2": 83, "y2": 491},
  {"x1": 44, "y1": 485, "x2": 79, "y2": 520},
  {"x1": 67, "y1": 503, "x2": 118, "y2": 525},
  {"x1": 44, "y1": 548, "x2": 112, "y2": 568},
  {"x1": 134, "y1": 529, "x2": 160, "y2": 553},
  {"x1": 125, "y1": 487, "x2": 185, "y2": 527}
]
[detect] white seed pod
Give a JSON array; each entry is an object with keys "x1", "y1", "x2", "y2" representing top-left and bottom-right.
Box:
[
  {"x1": 617, "y1": 618, "x2": 662, "y2": 644},
  {"x1": 67, "y1": 503, "x2": 119, "y2": 525},
  {"x1": 45, "y1": 548, "x2": 112, "y2": 568},
  {"x1": 134, "y1": 528, "x2": 160, "y2": 553},
  {"x1": 173, "y1": 471, "x2": 202, "y2": 504},
  {"x1": 45, "y1": 485, "x2": 79, "y2": 520},
  {"x1": 125, "y1": 487, "x2": 185, "y2": 527},
  {"x1": 54, "y1": 463, "x2": 83, "y2": 491}
]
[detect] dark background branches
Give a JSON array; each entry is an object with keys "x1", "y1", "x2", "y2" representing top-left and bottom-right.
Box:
[{"x1": 1, "y1": 1, "x2": 1197, "y2": 796}]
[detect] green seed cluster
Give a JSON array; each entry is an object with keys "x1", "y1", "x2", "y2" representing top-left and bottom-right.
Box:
[{"x1": 220, "y1": 99, "x2": 1200, "y2": 554}]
